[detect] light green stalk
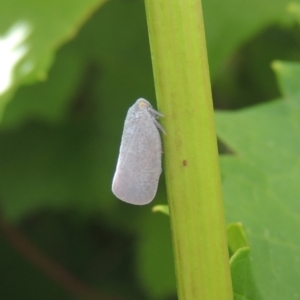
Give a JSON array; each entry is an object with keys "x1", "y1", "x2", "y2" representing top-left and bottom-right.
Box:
[{"x1": 144, "y1": 1, "x2": 233, "y2": 299}]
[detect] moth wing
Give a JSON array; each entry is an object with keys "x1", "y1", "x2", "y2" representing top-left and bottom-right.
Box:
[{"x1": 112, "y1": 110, "x2": 162, "y2": 205}]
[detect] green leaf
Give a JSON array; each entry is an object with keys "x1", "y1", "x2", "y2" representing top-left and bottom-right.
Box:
[
  {"x1": 216, "y1": 60, "x2": 300, "y2": 299},
  {"x1": 230, "y1": 247, "x2": 262, "y2": 300},
  {"x1": 152, "y1": 205, "x2": 170, "y2": 216},
  {"x1": 1, "y1": 46, "x2": 86, "y2": 128},
  {"x1": 227, "y1": 222, "x2": 249, "y2": 256},
  {"x1": 227, "y1": 224, "x2": 261, "y2": 300},
  {"x1": 0, "y1": 0, "x2": 107, "y2": 117}
]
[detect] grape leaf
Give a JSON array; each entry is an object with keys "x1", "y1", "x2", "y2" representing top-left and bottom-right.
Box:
[
  {"x1": 216, "y1": 60, "x2": 300, "y2": 299},
  {"x1": 0, "y1": 0, "x2": 107, "y2": 117}
]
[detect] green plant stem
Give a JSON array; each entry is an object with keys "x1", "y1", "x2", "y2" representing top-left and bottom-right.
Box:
[{"x1": 144, "y1": 1, "x2": 233, "y2": 299}]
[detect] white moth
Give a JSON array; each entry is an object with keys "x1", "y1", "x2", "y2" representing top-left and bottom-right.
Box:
[{"x1": 112, "y1": 98, "x2": 165, "y2": 205}]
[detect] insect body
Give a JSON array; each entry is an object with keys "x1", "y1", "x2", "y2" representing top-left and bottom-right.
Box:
[{"x1": 112, "y1": 98, "x2": 165, "y2": 205}]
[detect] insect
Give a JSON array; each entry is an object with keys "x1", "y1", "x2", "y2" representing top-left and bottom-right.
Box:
[{"x1": 112, "y1": 98, "x2": 165, "y2": 205}]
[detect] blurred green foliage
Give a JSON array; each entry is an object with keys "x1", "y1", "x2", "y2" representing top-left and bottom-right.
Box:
[{"x1": 0, "y1": 0, "x2": 300, "y2": 299}]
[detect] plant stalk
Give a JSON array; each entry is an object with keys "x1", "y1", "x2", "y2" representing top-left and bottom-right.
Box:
[{"x1": 144, "y1": 1, "x2": 233, "y2": 299}]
